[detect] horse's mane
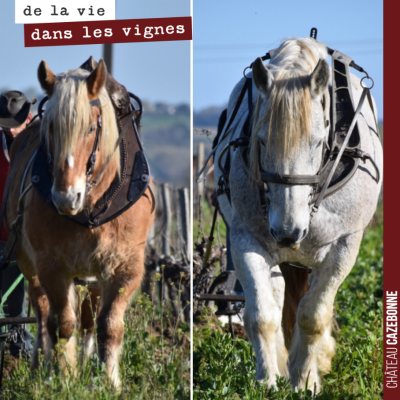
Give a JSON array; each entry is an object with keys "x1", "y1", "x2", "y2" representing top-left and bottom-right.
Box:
[
  {"x1": 249, "y1": 38, "x2": 328, "y2": 178},
  {"x1": 41, "y1": 68, "x2": 120, "y2": 175}
]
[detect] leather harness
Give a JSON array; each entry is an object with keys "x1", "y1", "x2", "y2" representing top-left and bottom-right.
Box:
[
  {"x1": 0, "y1": 90, "x2": 154, "y2": 270},
  {"x1": 31, "y1": 93, "x2": 153, "y2": 229},
  {"x1": 200, "y1": 32, "x2": 381, "y2": 277},
  {"x1": 215, "y1": 44, "x2": 380, "y2": 222}
]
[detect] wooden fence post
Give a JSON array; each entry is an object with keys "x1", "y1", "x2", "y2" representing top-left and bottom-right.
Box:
[
  {"x1": 178, "y1": 188, "x2": 190, "y2": 261},
  {"x1": 161, "y1": 183, "x2": 171, "y2": 256},
  {"x1": 197, "y1": 142, "x2": 205, "y2": 199}
]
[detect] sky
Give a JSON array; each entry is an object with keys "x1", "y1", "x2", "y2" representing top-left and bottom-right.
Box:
[
  {"x1": 0, "y1": 0, "x2": 190, "y2": 105},
  {"x1": 193, "y1": 0, "x2": 383, "y2": 120},
  {"x1": 0, "y1": 1, "x2": 383, "y2": 116}
]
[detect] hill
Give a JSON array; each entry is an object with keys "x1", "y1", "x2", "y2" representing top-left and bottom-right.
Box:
[{"x1": 141, "y1": 101, "x2": 190, "y2": 187}]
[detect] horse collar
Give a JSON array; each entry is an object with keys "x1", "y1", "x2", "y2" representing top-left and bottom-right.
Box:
[{"x1": 32, "y1": 94, "x2": 152, "y2": 229}]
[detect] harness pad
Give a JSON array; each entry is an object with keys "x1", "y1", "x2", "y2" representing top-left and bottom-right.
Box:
[{"x1": 31, "y1": 112, "x2": 150, "y2": 229}]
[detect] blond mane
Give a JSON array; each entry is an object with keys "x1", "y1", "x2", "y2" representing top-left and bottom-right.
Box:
[
  {"x1": 249, "y1": 38, "x2": 328, "y2": 178},
  {"x1": 41, "y1": 68, "x2": 120, "y2": 175}
]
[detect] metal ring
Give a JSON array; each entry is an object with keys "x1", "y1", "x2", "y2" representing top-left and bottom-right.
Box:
[
  {"x1": 243, "y1": 66, "x2": 250, "y2": 78},
  {"x1": 141, "y1": 174, "x2": 149, "y2": 182},
  {"x1": 361, "y1": 76, "x2": 374, "y2": 90}
]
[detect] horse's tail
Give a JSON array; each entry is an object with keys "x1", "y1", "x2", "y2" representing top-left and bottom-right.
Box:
[{"x1": 280, "y1": 263, "x2": 310, "y2": 348}]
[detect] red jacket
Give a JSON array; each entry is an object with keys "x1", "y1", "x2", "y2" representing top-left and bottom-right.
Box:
[{"x1": 0, "y1": 133, "x2": 10, "y2": 241}]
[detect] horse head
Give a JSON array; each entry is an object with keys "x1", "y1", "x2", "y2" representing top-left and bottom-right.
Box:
[
  {"x1": 250, "y1": 39, "x2": 330, "y2": 248},
  {"x1": 38, "y1": 59, "x2": 120, "y2": 215}
]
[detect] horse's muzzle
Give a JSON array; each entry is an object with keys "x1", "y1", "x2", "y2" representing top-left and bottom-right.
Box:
[
  {"x1": 270, "y1": 227, "x2": 308, "y2": 249},
  {"x1": 52, "y1": 188, "x2": 84, "y2": 215}
]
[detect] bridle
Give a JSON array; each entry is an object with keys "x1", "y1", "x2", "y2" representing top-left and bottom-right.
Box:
[
  {"x1": 256, "y1": 92, "x2": 330, "y2": 222},
  {"x1": 213, "y1": 37, "x2": 379, "y2": 223},
  {"x1": 38, "y1": 94, "x2": 139, "y2": 196},
  {"x1": 85, "y1": 98, "x2": 102, "y2": 194}
]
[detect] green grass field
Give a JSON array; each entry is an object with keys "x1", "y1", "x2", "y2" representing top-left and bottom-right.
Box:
[
  {"x1": 0, "y1": 287, "x2": 190, "y2": 399},
  {"x1": 194, "y1": 204, "x2": 383, "y2": 399}
]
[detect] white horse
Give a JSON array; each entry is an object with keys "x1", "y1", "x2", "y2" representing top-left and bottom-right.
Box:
[{"x1": 213, "y1": 38, "x2": 382, "y2": 392}]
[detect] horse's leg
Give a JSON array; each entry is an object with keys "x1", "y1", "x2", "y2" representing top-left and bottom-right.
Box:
[
  {"x1": 39, "y1": 273, "x2": 78, "y2": 373},
  {"x1": 96, "y1": 257, "x2": 144, "y2": 388},
  {"x1": 80, "y1": 286, "x2": 102, "y2": 362},
  {"x1": 317, "y1": 322, "x2": 336, "y2": 375},
  {"x1": 28, "y1": 277, "x2": 50, "y2": 368},
  {"x1": 230, "y1": 222, "x2": 286, "y2": 387},
  {"x1": 270, "y1": 265, "x2": 289, "y2": 377},
  {"x1": 289, "y1": 231, "x2": 363, "y2": 393}
]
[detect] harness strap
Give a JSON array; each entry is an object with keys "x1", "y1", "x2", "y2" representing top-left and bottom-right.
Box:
[
  {"x1": 313, "y1": 87, "x2": 369, "y2": 213},
  {"x1": 128, "y1": 92, "x2": 143, "y2": 123},
  {"x1": 366, "y1": 89, "x2": 380, "y2": 139},
  {"x1": 86, "y1": 109, "x2": 137, "y2": 193},
  {"x1": 247, "y1": 77, "x2": 253, "y2": 120},
  {"x1": 37, "y1": 96, "x2": 48, "y2": 120},
  {"x1": 86, "y1": 123, "x2": 101, "y2": 179},
  {"x1": 261, "y1": 172, "x2": 320, "y2": 185},
  {"x1": 343, "y1": 148, "x2": 380, "y2": 183},
  {"x1": 86, "y1": 99, "x2": 103, "y2": 183}
]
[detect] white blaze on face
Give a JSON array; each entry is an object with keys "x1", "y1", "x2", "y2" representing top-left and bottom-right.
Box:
[
  {"x1": 67, "y1": 155, "x2": 74, "y2": 168},
  {"x1": 74, "y1": 177, "x2": 86, "y2": 196}
]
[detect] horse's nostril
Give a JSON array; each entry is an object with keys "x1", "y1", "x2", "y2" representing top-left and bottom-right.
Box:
[{"x1": 270, "y1": 227, "x2": 308, "y2": 248}]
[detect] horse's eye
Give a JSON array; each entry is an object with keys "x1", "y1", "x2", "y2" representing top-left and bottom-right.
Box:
[
  {"x1": 316, "y1": 140, "x2": 323, "y2": 148},
  {"x1": 89, "y1": 125, "x2": 96, "y2": 135},
  {"x1": 325, "y1": 120, "x2": 330, "y2": 128}
]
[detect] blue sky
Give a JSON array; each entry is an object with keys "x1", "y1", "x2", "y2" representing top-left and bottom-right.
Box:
[
  {"x1": 193, "y1": 0, "x2": 383, "y2": 120},
  {"x1": 0, "y1": 0, "x2": 190, "y2": 105},
  {"x1": 0, "y1": 1, "x2": 383, "y2": 116}
]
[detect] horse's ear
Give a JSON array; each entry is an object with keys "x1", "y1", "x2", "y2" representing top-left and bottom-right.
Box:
[
  {"x1": 253, "y1": 58, "x2": 274, "y2": 97},
  {"x1": 310, "y1": 59, "x2": 329, "y2": 98},
  {"x1": 86, "y1": 59, "x2": 107, "y2": 97},
  {"x1": 79, "y1": 56, "x2": 98, "y2": 72},
  {"x1": 38, "y1": 60, "x2": 56, "y2": 97}
]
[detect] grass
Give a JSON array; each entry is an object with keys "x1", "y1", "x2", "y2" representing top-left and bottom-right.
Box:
[
  {"x1": 194, "y1": 204, "x2": 383, "y2": 399},
  {"x1": 194, "y1": 199, "x2": 227, "y2": 245},
  {"x1": 0, "y1": 282, "x2": 190, "y2": 399}
]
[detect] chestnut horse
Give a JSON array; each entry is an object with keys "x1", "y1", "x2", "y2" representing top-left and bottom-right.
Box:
[{"x1": 4, "y1": 59, "x2": 154, "y2": 387}]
